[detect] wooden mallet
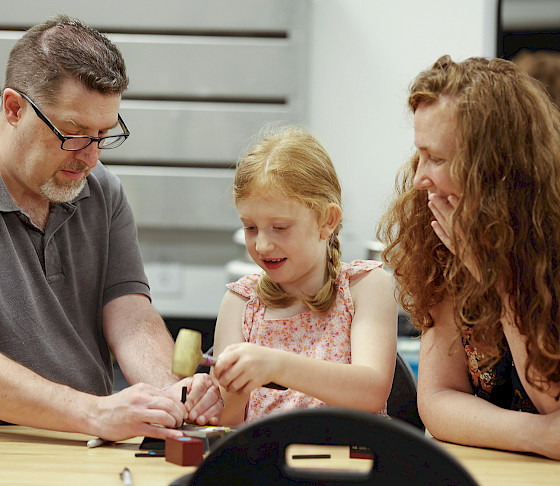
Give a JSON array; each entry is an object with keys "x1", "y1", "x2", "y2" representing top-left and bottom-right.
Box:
[
  {"x1": 172, "y1": 329, "x2": 216, "y2": 378},
  {"x1": 172, "y1": 328, "x2": 286, "y2": 390}
]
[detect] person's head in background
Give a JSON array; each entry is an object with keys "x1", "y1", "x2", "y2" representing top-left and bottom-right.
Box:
[
  {"x1": 378, "y1": 55, "x2": 560, "y2": 384},
  {"x1": 513, "y1": 49, "x2": 560, "y2": 107},
  {"x1": 4, "y1": 14, "x2": 128, "y2": 104},
  {"x1": 233, "y1": 125, "x2": 343, "y2": 313}
]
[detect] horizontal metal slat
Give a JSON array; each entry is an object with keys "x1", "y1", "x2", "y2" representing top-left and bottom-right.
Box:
[
  {"x1": 115, "y1": 35, "x2": 297, "y2": 99},
  {"x1": 0, "y1": 33, "x2": 299, "y2": 100},
  {"x1": 101, "y1": 100, "x2": 293, "y2": 166},
  {"x1": 0, "y1": 0, "x2": 307, "y2": 33},
  {"x1": 108, "y1": 165, "x2": 239, "y2": 230}
]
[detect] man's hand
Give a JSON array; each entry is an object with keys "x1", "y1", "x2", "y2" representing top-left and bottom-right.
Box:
[
  {"x1": 164, "y1": 373, "x2": 224, "y2": 425},
  {"x1": 90, "y1": 383, "x2": 186, "y2": 442}
]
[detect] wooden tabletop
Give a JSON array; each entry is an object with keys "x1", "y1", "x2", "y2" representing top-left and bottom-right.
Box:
[
  {"x1": 1, "y1": 425, "x2": 559, "y2": 485},
  {"x1": 0, "y1": 426, "x2": 191, "y2": 486},
  {"x1": 437, "y1": 440, "x2": 560, "y2": 486}
]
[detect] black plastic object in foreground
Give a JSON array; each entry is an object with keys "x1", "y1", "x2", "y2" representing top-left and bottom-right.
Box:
[{"x1": 170, "y1": 407, "x2": 478, "y2": 486}]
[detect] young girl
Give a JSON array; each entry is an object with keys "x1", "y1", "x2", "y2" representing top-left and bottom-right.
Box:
[{"x1": 213, "y1": 126, "x2": 397, "y2": 425}]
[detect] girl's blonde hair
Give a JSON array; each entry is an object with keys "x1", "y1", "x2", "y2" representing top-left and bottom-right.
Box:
[{"x1": 234, "y1": 125, "x2": 342, "y2": 313}]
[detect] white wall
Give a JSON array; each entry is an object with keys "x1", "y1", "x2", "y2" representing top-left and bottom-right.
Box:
[{"x1": 307, "y1": 0, "x2": 498, "y2": 261}]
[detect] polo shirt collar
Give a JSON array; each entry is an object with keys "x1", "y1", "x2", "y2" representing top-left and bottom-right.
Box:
[
  {"x1": 0, "y1": 176, "x2": 19, "y2": 212},
  {"x1": 0, "y1": 174, "x2": 91, "y2": 213}
]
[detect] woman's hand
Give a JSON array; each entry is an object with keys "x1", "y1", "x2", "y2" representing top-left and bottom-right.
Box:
[{"x1": 428, "y1": 193, "x2": 481, "y2": 282}]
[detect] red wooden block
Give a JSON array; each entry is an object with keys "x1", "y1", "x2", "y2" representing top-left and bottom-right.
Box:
[{"x1": 165, "y1": 436, "x2": 205, "y2": 466}]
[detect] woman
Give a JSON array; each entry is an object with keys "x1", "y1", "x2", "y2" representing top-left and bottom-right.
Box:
[{"x1": 378, "y1": 55, "x2": 560, "y2": 459}]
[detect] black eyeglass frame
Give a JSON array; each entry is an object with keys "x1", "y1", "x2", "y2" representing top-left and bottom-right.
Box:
[{"x1": 13, "y1": 88, "x2": 130, "y2": 151}]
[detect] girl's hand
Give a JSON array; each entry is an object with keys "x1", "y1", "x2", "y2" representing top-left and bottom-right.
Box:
[
  {"x1": 213, "y1": 343, "x2": 281, "y2": 394},
  {"x1": 163, "y1": 374, "x2": 223, "y2": 425},
  {"x1": 428, "y1": 193, "x2": 481, "y2": 282}
]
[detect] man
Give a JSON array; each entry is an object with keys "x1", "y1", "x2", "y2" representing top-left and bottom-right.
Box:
[{"x1": 0, "y1": 15, "x2": 222, "y2": 441}]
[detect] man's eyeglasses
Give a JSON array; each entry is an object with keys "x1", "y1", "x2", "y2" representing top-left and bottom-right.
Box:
[{"x1": 13, "y1": 89, "x2": 130, "y2": 151}]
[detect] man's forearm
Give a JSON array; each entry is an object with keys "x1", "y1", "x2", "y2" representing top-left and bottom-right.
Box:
[
  {"x1": 0, "y1": 352, "x2": 95, "y2": 433},
  {"x1": 117, "y1": 321, "x2": 178, "y2": 388},
  {"x1": 103, "y1": 294, "x2": 179, "y2": 388}
]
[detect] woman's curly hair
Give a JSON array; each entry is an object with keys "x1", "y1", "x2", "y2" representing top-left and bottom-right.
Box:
[{"x1": 378, "y1": 55, "x2": 560, "y2": 391}]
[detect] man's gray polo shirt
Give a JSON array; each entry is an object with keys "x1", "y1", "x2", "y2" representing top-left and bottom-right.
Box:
[{"x1": 0, "y1": 162, "x2": 150, "y2": 395}]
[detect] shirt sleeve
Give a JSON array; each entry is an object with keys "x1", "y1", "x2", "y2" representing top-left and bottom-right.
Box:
[{"x1": 95, "y1": 164, "x2": 151, "y2": 306}]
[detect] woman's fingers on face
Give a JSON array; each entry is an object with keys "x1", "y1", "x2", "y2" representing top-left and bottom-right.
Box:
[
  {"x1": 429, "y1": 203, "x2": 449, "y2": 234},
  {"x1": 429, "y1": 196, "x2": 457, "y2": 242},
  {"x1": 429, "y1": 195, "x2": 452, "y2": 218},
  {"x1": 447, "y1": 194, "x2": 459, "y2": 207},
  {"x1": 431, "y1": 220, "x2": 443, "y2": 240},
  {"x1": 428, "y1": 200, "x2": 441, "y2": 222},
  {"x1": 431, "y1": 220, "x2": 454, "y2": 252}
]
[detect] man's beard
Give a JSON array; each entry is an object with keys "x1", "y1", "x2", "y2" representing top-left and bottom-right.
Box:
[{"x1": 40, "y1": 175, "x2": 87, "y2": 203}]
